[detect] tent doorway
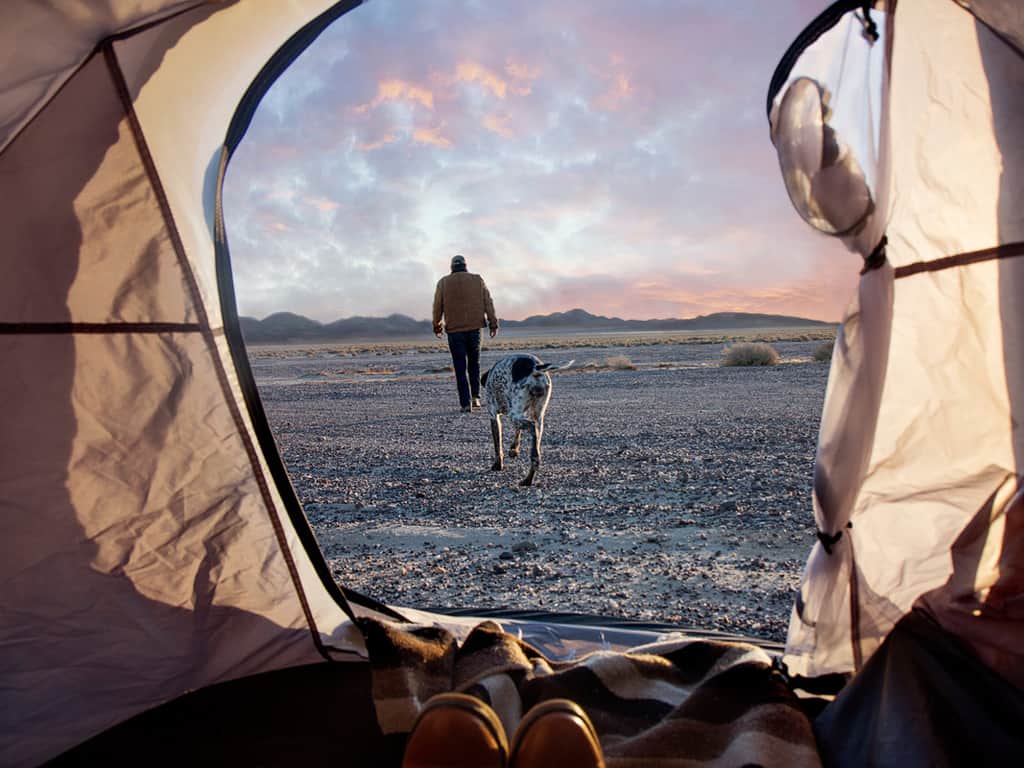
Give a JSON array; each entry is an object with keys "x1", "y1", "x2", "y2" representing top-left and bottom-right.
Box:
[{"x1": 220, "y1": 0, "x2": 849, "y2": 645}]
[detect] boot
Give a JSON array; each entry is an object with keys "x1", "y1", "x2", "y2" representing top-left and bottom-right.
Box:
[
  {"x1": 509, "y1": 699, "x2": 605, "y2": 768},
  {"x1": 401, "y1": 692, "x2": 509, "y2": 768}
]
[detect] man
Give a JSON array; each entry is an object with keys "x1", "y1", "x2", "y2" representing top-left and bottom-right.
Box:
[{"x1": 432, "y1": 254, "x2": 499, "y2": 412}]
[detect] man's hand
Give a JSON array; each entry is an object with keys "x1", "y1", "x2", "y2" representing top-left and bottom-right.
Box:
[
  {"x1": 435, "y1": 332, "x2": 443, "y2": 339},
  {"x1": 489, "y1": 328, "x2": 497, "y2": 338}
]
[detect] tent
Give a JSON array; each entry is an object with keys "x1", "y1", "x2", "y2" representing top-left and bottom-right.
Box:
[
  {"x1": 769, "y1": 0, "x2": 1024, "y2": 684},
  {"x1": 1, "y1": 1, "x2": 1021, "y2": 765},
  {"x1": 764, "y1": 0, "x2": 1024, "y2": 761}
]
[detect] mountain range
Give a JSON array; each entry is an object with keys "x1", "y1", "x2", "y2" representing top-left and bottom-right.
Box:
[{"x1": 238, "y1": 308, "x2": 833, "y2": 343}]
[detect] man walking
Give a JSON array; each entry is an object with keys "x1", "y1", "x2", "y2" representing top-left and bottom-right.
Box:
[{"x1": 432, "y1": 254, "x2": 499, "y2": 412}]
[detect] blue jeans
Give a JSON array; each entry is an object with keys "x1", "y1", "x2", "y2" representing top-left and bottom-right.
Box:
[{"x1": 447, "y1": 329, "x2": 481, "y2": 407}]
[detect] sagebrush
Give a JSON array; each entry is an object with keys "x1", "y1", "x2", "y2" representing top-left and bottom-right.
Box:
[
  {"x1": 720, "y1": 342, "x2": 779, "y2": 367},
  {"x1": 604, "y1": 354, "x2": 636, "y2": 370}
]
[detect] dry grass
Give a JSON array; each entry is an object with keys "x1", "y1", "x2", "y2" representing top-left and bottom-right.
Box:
[
  {"x1": 812, "y1": 341, "x2": 834, "y2": 363},
  {"x1": 320, "y1": 366, "x2": 398, "y2": 376},
  {"x1": 247, "y1": 327, "x2": 836, "y2": 359},
  {"x1": 578, "y1": 355, "x2": 638, "y2": 372},
  {"x1": 604, "y1": 354, "x2": 637, "y2": 370},
  {"x1": 720, "y1": 342, "x2": 779, "y2": 367}
]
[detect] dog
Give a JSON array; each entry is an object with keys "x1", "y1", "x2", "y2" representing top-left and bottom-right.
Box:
[{"x1": 480, "y1": 354, "x2": 573, "y2": 486}]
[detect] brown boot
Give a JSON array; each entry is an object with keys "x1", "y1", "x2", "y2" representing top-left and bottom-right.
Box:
[
  {"x1": 401, "y1": 692, "x2": 509, "y2": 768},
  {"x1": 509, "y1": 699, "x2": 605, "y2": 768}
]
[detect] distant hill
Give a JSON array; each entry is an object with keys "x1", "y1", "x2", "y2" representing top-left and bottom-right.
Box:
[
  {"x1": 500, "y1": 309, "x2": 832, "y2": 333},
  {"x1": 239, "y1": 312, "x2": 429, "y2": 342},
  {"x1": 238, "y1": 308, "x2": 832, "y2": 343}
]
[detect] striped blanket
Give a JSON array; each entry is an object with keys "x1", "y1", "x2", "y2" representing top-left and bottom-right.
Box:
[{"x1": 357, "y1": 617, "x2": 821, "y2": 767}]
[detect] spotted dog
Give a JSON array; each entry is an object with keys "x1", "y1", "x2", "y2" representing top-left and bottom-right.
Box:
[{"x1": 480, "y1": 354, "x2": 574, "y2": 486}]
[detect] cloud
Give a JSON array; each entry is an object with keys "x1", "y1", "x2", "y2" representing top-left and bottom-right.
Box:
[
  {"x1": 595, "y1": 70, "x2": 634, "y2": 111},
  {"x1": 358, "y1": 133, "x2": 398, "y2": 151},
  {"x1": 412, "y1": 125, "x2": 453, "y2": 148},
  {"x1": 453, "y1": 61, "x2": 509, "y2": 98},
  {"x1": 354, "y1": 78, "x2": 435, "y2": 113},
  {"x1": 481, "y1": 112, "x2": 514, "y2": 137},
  {"x1": 305, "y1": 196, "x2": 341, "y2": 213}
]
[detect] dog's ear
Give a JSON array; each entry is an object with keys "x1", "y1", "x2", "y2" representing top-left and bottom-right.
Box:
[{"x1": 537, "y1": 359, "x2": 574, "y2": 372}]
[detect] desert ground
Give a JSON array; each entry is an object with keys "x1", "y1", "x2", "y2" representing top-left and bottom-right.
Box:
[{"x1": 248, "y1": 328, "x2": 834, "y2": 643}]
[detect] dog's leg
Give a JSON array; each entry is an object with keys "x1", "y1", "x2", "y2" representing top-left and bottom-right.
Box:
[
  {"x1": 490, "y1": 415, "x2": 504, "y2": 471},
  {"x1": 509, "y1": 426, "x2": 523, "y2": 458},
  {"x1": 519, "y1": 420, "x2": 540, "y2": 486}
]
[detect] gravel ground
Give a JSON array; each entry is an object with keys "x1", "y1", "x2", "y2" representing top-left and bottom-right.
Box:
[{"x1": 250, "y1": 334, "x2": 831, "y2": 642}]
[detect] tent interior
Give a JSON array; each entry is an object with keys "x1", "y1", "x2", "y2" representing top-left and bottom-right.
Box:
[{"x1": 2, "y1": 1, "x2": 1023, "y2": 765}]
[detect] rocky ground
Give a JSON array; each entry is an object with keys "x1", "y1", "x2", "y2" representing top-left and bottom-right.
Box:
[{"x1": 249, "y1": 332, "x2": 832, "y2": 643}]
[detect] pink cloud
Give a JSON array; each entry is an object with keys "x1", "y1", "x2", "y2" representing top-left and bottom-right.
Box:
[
  {"x1": 595, "y1": 70, "x2": 635, "y2": 112},
  {"x1": 505, "y1": 57, "x2": 540, "y2": 80},
  {"x1": 354, "y1": 78, "x2": 435, "y2": 113},
  {"x1": 358, "y1": 133, "x2": 398, "y2": 151},
  {"x1": 413, "y1": 125, "x2": 453, "y2": 148},
  {"x1": 305, "y1": 196, "x2": 340, "y2": 212},
  {"x1": 501, "y1": 268, "x2": 856, "y2": 323},
  {"x1": 453, "y1": 61, "x2": 509, "y2": 98},
  {"x1": 481, "y1": 112, "x2": 514, "y2": 137},
  {"x1": 505, "y1": 57, "x2": 540, "y2": 95}
]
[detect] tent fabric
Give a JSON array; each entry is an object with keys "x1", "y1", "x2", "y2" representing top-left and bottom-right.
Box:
[
  {"x1": 917, "y1": 483, "x2": 1024, "y2": 691},
  {"x1": 782, "y1": 0, "x2": 1024, "y2": 678},
  {"x1": 1, "y1": 3, "x2": 374, "y2": 765},
  {"x1": 0, "y1": 51, "x2": 196, "y2": 324},
  {"x1": 0, "y1": 1, "x2": 212, "y2": 154},
  {"x1": 358, "y1": 617, "x2": 822, "y2": 768}
]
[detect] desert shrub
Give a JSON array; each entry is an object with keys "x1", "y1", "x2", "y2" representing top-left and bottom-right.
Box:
[
  {"x1": 720, "y1": 342, "x2": 779, "y2": 367},
  {"x1": 605, "y1": 354, "x2": 636, "y2": 370},
  {"x1": 812, "y1": 341, "x2": 834, "y2": 363}
]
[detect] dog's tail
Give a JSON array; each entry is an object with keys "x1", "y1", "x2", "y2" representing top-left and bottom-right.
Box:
[
  {"x1": 536, "y1": 359, "x2": 575, "y2": 372},
  {"x1": 481, "y1": 368, "x2": 490, "y2": 387}
]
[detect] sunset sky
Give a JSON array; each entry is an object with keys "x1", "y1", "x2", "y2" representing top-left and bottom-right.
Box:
[{"x1": 223, "y1": 0, "x2": 859, "y2": 324}]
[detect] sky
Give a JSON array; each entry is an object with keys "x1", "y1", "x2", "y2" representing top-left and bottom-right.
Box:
[{"x1": 223, "y1": 0, "x2": 860, "y2": 324}]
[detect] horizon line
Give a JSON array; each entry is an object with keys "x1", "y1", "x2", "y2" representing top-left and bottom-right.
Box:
[{"x1": 241, "y1": 307, "x2": 840, "y2": 325}]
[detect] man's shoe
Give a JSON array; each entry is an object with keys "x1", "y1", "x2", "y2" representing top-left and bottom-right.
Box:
[
  {"x1": 461, "y1": 405, "x2": 473, "y2": 413},
  {"x1": 402, "y1": 692, "x2": 509, "y2": 768},
  {"x1": 509, "y1": 699, "x2": 604, "y2": 768},
  {"x1": 472, "y1": 397, "x2": 482, "y2": 408}
]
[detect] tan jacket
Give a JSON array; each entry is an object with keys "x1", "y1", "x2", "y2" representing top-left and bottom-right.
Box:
[{"x1": 432, "y1": 271, "x2": 498, "y2": 334}]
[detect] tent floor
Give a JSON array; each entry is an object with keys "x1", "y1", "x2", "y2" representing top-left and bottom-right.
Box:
[{"x1": 51, "y1": 660, "x2": 402, "y2": 767}]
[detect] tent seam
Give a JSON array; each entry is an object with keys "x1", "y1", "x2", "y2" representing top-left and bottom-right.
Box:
[
  {"x1": 100, "y1": 42, "x2": 332, "y2": 659},
  {"x1": 0, "y1": 322, "x2": 202, "y2": 334},
  {"x1": 893, "y1": 241, "x2": 1024, "y2": 278}
]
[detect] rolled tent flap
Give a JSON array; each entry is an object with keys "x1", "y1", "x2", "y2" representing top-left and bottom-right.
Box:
[
  {"x1": 0, "y1": 3, "x2": 369, "y2": 765},
  {"x1": 777, "y1": 0, "x2": 1024, "y2": 680},
  {"x1": 768, "y1": 2, "x2": 890, "y2": 260},
  {"x1": 769, "y1": 8, "x2": 887, "y2": 242}
]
